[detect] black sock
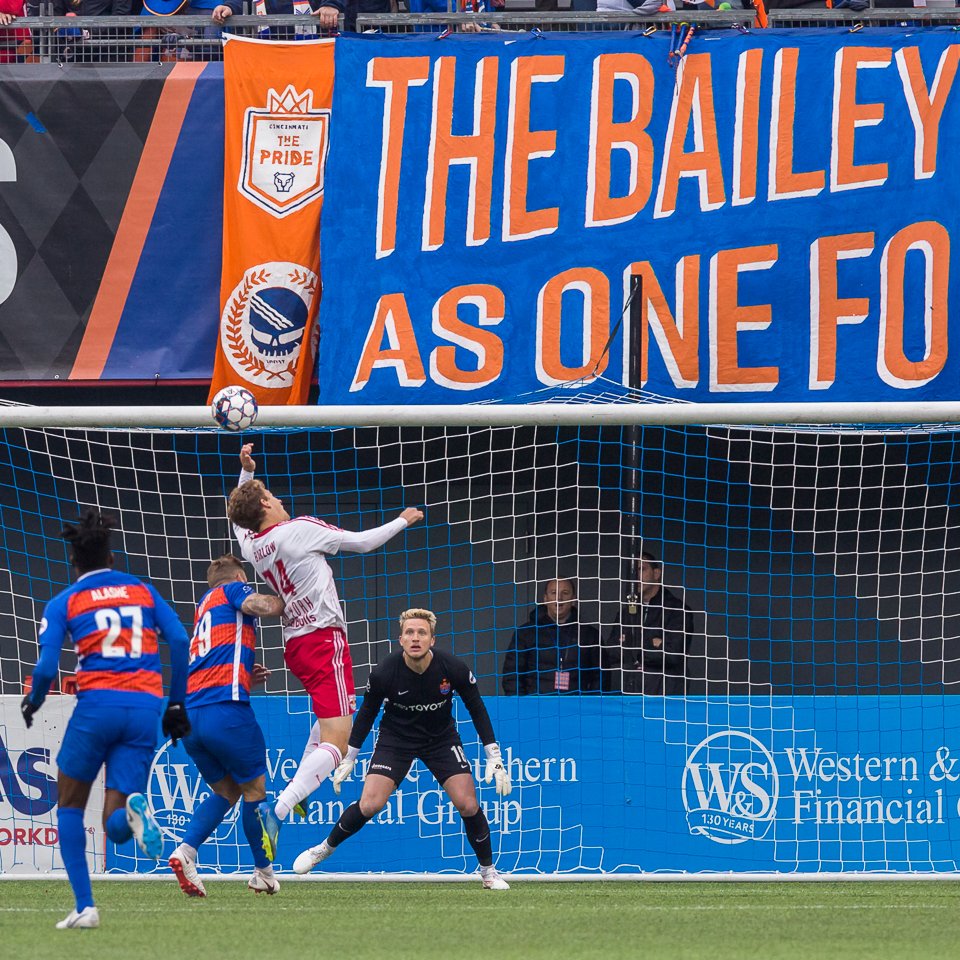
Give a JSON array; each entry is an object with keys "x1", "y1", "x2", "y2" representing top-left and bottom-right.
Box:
[
  {"x1": 327, "y1": 802, "x2": 372, "y2": 848},
  {"x1": 462, "y1": 808, "x2": 493, "y2": 867}
]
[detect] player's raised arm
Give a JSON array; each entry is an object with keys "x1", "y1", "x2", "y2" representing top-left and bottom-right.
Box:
[
  {"x1": 21, "y1": 598, "x2": 68, "y2": 727},
  {"x1": 337, "y1": 506, "x2": 425, "y2": 555},
  {"x1": 238, "y1": 443, "x2": 256, "y2": 485}
]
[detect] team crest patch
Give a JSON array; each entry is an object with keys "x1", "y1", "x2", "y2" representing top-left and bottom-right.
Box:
[
  {"x1": 221, "y1": 261, "x2": 318, "y2": 388},
  {"x1": 238, "y1": 84, "x2": 330, "y2": 219},
  {"x1": 439, "y1": 678, "x2": 451, "y2": 695}
]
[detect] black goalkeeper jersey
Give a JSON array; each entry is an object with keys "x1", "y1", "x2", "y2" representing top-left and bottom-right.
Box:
[{"x1": 350, "y1": 648, "x2": 496, "y2": 753}]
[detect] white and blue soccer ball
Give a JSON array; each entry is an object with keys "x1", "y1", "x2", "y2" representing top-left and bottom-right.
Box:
[{"x1": 211, "y1": 386, "x2": 259, "y2": 432}]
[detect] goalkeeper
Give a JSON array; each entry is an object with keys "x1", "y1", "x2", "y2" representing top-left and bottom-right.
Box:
[{"x1": 293, "y1": 608, "x2": 513, "y2": 890}]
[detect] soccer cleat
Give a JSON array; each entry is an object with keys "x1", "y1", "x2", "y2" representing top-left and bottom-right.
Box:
[
  {"x1": 126, "y1": 793, "x2": 162, "y2": 860},
  {"x1": 292, "y1": 839, "x2": 334, "y2": 875},
  {"x1": 56, "y1": 905, "x2": 100, "y2": 929},
  {"x1": 169, "y1": 844, "x2": 206, "y2": 898},
  {"x1": 294, "y1": 801, "x2": 308, "y2": 819},
  {"x1": 480, "y1": 866, "x2": 510, "y2": 891},
  {"x1": 256, "y1": 801, "x2": 281, "y2": 861},
  {"x1": 247, "y1": 867, "x2": 280, "y2": 895}
]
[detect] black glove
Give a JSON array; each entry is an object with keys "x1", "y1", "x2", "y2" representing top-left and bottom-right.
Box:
[
  {"x1": 21, "y1": 695, "x2": 39, "y2": 729},
  {"x1": 161, "y1": 702, "x2": 191, "y2": 745}
]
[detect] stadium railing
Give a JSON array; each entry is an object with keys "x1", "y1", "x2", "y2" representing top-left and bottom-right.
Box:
[
  {"x1": 0, "y1": 15, "x2": 340, "y2": 64},
  {"x1": 354, "y1": 10, "x2": 755, "y2": 31},
  {"x1": 2, "y1": 6, "x2": 958, "y2": 64}
]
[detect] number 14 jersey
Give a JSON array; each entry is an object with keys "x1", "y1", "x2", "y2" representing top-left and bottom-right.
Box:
[{"x1": 237, "y1": 516, "x2": 349, "y2": 639}]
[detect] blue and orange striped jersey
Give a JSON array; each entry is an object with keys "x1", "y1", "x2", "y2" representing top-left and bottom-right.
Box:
[
  {"x1": 35, "y1": 568, "x2": 189, "y2": 711},
  {"x1": 187, "y1": 581, "x2": 258, "y2": 708}
]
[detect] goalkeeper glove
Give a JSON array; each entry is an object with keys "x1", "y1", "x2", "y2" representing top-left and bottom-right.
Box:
[
  {"x1": 332, "y1": 746, "x2": 360, "y2": 795},
  {"x1": 21, "y1": 695, "x2": 39, "y2": 729},
  {"x1": 161, "y1": 702, "x2": 191, "y2": 745},
  {"x1": 483, "y1": 743, "x2": 512, "y2": 796}
]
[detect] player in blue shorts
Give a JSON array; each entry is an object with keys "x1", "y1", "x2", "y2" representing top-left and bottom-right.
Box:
[
  {"x1": 168, "y1": 554, "x2": 285, "y2": 897},
  {"x1": 20, "y1": 508, "x2": 191, "y2": 930}
]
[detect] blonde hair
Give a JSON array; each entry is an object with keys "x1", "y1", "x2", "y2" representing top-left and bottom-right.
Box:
[
  {"x1": 206, "y1": 554, "x2": 245, "y2": 589},
  {"x1": 398, "y1": 608, "x2": 437, "y2": 636}
]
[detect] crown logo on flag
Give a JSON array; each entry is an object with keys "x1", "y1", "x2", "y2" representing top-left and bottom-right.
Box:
[{"x1": 266, "y1": 85, "x2": 314, "y2": 114}]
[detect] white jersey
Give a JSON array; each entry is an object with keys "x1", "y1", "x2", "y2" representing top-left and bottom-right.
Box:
[
  {"x1": 233, "y1": 471, "x2": 408, "y2": 642},
  {"x1": 237, "y1": 516, "x2": 348, "y2": 638}
]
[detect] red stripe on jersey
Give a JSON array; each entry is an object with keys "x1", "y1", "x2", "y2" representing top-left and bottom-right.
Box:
[
  {"x1": 251, "y1": 516, "x2": 342, "y2": 538},
  {"x1": 209, "y1": 622, "x2": 256, "y2": 650},
  {"x1": 79, "y1": 669, "x2": 163, "y2": 696},
  {"x1": 76, "y1": 627, "x2": 159, "y2": 659},
  {"x1": 299, "y1": 517, "x2": 343, "y2": 532},
  {"x1": 187, "y1": 663, "x2": 250, "y2": 695},
  {"x1": 67, "y1": 583, "x2": 155, "y2": 618}
]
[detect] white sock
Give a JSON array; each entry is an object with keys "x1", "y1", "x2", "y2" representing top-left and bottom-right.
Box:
[
  {"x1": 177, "y1": 842, "x2": 198, "y2": 860},
  {"x1": 275, "y1": 742, "x2": 342, "y2": 819},
  {"x1": 299, "y1": 721, "x2": 322, "y2": 764}
]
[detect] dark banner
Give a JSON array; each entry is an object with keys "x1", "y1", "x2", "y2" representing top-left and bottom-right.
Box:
[{"x1": 0, "y1": 63, "x2": 223, "y2": 382}]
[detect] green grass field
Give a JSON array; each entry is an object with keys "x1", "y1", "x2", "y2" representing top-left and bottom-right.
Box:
[{"x1": 1, "y1": 880, "x2": 957, "y2": 959}]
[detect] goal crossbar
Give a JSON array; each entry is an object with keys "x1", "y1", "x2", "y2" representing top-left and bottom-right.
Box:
[{"x1": 2, "y1": 401, "x2": 960, "y2": 429}]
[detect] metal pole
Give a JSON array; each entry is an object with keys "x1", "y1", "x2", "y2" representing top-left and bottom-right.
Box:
[{"x1": 623, "y1": 272, "x2": 643, "y2": 614}]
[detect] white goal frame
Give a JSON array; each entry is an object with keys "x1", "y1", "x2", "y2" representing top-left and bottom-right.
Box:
[
  {"x1": 3, "y1": 400, "x2": 960, "y2": 882},
  {"x1": 1, "y1": 401, "x2": 960, "y2": 429}
]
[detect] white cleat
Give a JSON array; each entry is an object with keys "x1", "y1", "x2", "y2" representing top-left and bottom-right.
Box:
[
  {"x1": 248, "y1": 867, "x2": 280, "y2": 895},
  {"x1": 293, "y1": 839, "x2": 334, "y2": 875},
  {"x1": 480, "y1": 866, "x2": 510, "y2": 891},
  {"x1": 169, "y1": 844, "x2": 206, "y2": 898},
  {"x1": 56, "y1": 905, "x2": 100, "y2": 929}
]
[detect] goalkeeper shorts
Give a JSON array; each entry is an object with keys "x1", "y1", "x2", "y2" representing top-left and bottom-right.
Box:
[{"x1": 368, "y1": 737, "x2": 471, "y2": 787}]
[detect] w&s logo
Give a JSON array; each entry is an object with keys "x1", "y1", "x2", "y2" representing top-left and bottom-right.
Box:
[
  {"x1": 148, "y1": 740, "x2": 239, "y2": 844},
  {"x1": 0, "y1": 735, "x2": 56, "y2": 816},
  {"x1": 682, "y1": 730, "x2": 779, "y2": 845}
]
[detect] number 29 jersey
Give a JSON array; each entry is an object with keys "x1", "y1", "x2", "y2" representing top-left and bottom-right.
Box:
[
  {"x1": 38, "y1": 568, "x2": 184, "y2": 711},
  {"x1": 187, "y1": 580, "x2": 258, "y2": 708},
  {"x1": 236, "y1": 516, "x2": 347, "y2": 640}
]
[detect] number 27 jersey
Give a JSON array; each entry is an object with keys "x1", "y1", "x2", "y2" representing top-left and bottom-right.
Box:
[
  {"x1": 236, "y1": 516, "x2": 347, "y2": 639},
  {"x1": 38, "y1": 568, "x2": 181, "y2": 710}
]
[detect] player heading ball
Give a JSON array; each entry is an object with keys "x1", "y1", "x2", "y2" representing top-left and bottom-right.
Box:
[{"x1": 293, "y1": 608, "x2": 513, "y2": 890}]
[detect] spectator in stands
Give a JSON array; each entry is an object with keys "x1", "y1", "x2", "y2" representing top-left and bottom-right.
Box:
[
  {"x1": 248, "y1": 0, "x2": 350, "y2": 33},
  {"x1": 0, "y1": 1, "x2": 33, "y2": 63},
  {"x1": 501, "y1": 578, "x2": 602, "y2": 695},
  {"x1": 145, "y1": 0, "x2": 238, "y2": 26},
  {"x1": 603, "y1": 551, "x2": 693, "y2": 695}
]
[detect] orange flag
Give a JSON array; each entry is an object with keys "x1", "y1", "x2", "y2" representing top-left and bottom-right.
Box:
[{"x1": 210, "y1": 36, "x2": 334, "y2": 405}]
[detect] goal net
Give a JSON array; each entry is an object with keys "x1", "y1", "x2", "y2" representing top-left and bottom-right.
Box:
[{"x1": 2, "y1": 392, "x2": 960, "y2": 877}]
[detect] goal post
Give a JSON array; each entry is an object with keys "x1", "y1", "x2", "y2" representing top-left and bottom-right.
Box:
[{"x1": 2, "y1": 396, "x2": 960, "y2": 878}]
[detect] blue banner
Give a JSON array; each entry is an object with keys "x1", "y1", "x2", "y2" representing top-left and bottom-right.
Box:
[
  {"x1": 319, "y1": 31, "x2": 960, "y2": 405},
  {"x1": 109, "y1": 696, "x2": 960, "y2": 875}
]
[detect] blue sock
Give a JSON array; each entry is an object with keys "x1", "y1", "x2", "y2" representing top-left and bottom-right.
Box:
[
  {"x1": 242, "y1": 800, "x2": 270, "y2": 869},
  {"x1": 105, "y1": 807, "x2": 132, "y2": 845},
  {"x1": 183, "y1": 793, "x2": 233, "y2": 851},
  {"x1": 58, "y1": 807, "x2": 94, "y2": 912}
]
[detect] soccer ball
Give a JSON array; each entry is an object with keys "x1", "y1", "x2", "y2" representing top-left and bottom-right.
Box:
[{"x1": 211, "y1": 386, "x2": 259, "y2": 432}]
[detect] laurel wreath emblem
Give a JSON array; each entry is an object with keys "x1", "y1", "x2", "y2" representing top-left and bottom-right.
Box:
[{"x1": 222, "y1": 263, "x2": 318, "y2": 385}]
